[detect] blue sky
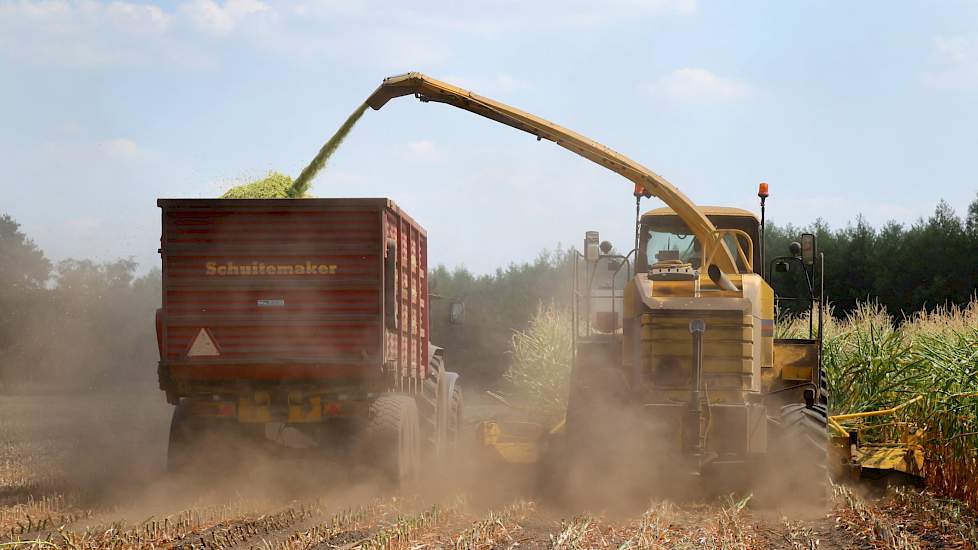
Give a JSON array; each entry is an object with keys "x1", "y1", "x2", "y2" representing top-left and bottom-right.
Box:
[{"x1": 2, "y1": 0, "x2": 977, "y2": 273}]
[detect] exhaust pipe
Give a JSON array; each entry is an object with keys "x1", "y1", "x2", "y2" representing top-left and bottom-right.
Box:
[
  {"x1": 707, "y1": 264, "x2": 739, "y2": 292},
  {"x1": 687, "y1": 319, "x2": 706, "y2": 460}
]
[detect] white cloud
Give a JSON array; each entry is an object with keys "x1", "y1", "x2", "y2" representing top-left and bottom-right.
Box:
[
  {"x1": 0, "y1": 0, "x2": 695, "y2": 70},
  {"x1": 179, "y1": 0, "x2": 271, "y2": 35},
  {"x1": 0, "y1": 0, "x2": 174, "y2": 67},
  {"x1": 649, "y1": 68, "x2": 754, "y2": 101},
  {"x1": 291, "y1": 0, "x2": 367, "y2": 17},
  {"x1": 560, "y1": 0, "x2": 695, "y2": 24},
  {"x1": 105, "y1": 1, "x2": 170, "y2": 34},
  {"x1": 100, "y1": 138, "x2": 143, "y2": 159},
  {"x1": 921, "y1": 35, "x2": 978, "y2": 91},
  {"x1": 0, "y1": 0, "x2": 270, "y2": 68},
  {"x1": 40, "y1": 138, "x2": 148, "y2": 161},
  {"x1": 0, "y1": 0, "x2": 169, "y2": 34},
  {"x1": 399, "y1": 140, "x2": 442, "y2": 162}
]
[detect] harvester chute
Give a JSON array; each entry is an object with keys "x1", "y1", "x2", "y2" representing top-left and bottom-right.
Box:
[{"x1": 366, "y1": 72, "x2": 740, "y2": 275}]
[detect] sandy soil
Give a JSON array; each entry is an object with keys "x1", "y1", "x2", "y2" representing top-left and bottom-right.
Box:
[{"x1": 0, "y1": 391, "x2": 974, "y2": 550}]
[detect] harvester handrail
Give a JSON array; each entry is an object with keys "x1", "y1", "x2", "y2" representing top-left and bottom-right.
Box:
[
  {"x1": 829, "y1": 395, "x2": 925, "y2": 437},
  {"x1": 830, "y1": 395, "x2": 924, "y2": 422},
  {"x1": 366, "y1": 72, "x2": 739, "y2": 274},
  {"x1": 703, "y1": 228, "x2": 754, "y2": 274}
]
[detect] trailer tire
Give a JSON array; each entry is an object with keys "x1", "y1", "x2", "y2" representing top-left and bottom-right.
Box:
[
  {"x1": 366, "y1": 395, "x2": 421, "y2": 489},
  {"x1": 776, "y1": 403, "x2": 830, "y2": 505},
  {"x1": 167, "y1": 401, "x2": 246, "y2": 475},
  {"x1": 167, "y1": 401, "x2": 198, "y2": 473}
]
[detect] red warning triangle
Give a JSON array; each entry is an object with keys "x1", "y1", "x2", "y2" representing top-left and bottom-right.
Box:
[{"x1": 187, "y1": 328, "x2": 220, "y2": 357}]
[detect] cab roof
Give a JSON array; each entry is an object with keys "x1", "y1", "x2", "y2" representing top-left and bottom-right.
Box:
[{"x1": 642, "y1": 205, "x2": 759, "y2": 222}]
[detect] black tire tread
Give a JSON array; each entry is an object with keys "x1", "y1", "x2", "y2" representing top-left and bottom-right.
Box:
[
  {"x1": 778, "y1": 402, "x2": 829, "y2": 501},
  {"x1": 366, "y1": 394, "x2": 420, "y2": 488},
  {"x1": 368, "y1": 394, "x2": 417, "y2": 434}
]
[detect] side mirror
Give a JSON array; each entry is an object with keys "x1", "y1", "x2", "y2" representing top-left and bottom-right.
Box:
[
  {"x1": 449, "y1": 301, "x2": 465, "y2": 325},
  {"x1": 801, "y1": 233, "x2": 816, "y2": 266}
]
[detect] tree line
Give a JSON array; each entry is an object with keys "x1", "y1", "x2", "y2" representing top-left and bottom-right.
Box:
[
  {"x1": 764, "y1": 197, "x2": 978, "y2": 318},
  {"x1": 0, "y1": 215, "x2": 160, "y2": 388},
  {"x1": 431, "y1": 196, "x2": 978, "y2": 383},
  {"x1": 1, "y1": 195, "x2": 975, "y2": 388}
]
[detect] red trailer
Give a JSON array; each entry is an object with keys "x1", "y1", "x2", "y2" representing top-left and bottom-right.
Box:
[{"x1": 156, "y1": 198, "x2": 461, "y2": 482}]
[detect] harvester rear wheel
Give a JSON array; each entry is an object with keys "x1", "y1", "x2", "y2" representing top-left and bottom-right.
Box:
[
  {"x1": 448, "y1": 384, "x2": 463, "y2": 458},
  {"x1": 560, "y1": 365, "x2": 641, "y2": 504},
  {"x1": 776, "y1": 402, "x2": 830, "y2": 505},
  {"x1": 419, "y1": 370, "x2": 463, "y2": 466},
  {"x1": 366, "y1": 394, "x2": 421, "y2": 489}
]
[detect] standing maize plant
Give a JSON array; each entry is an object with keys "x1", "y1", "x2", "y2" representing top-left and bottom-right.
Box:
[
  {"x1": 506, "y1": 303, "x2": 573, "y2": 423},
  {"x1": 822, "y1": 300, "x2": 978, "y2": 511},
  {"x1": 912, "y1": 327, "x2": 978, "y2": 511},
  {"x1": 823, "y1": 302, "x2": 926, "y2": 415}
]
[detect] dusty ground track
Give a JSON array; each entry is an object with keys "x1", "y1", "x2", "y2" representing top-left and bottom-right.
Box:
[{"x1": 1, "y1": 394, "x2": 974, "y2": 550}]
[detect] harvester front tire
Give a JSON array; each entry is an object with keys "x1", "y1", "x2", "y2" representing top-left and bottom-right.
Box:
[
  {"x1": 776, "y1": 403, "x2": 830, "y2": 505},
  {"x1": 448, "y1": 383, "x2": 463, "y2": 458},
  {"x1": 420, "y1": 373, "x2": 463, "y2": 462},
  {"x1": 366, "y1": 395, "x2": 422, "y2": 490}
]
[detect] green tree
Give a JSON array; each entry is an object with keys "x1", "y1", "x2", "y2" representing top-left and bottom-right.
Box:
[
  {"x1": 764, "y1": 197, "x2": 978, "y2": 320},
  {"x1": 429, "y1": 248, "x2": 575, "y2": 386},
  {"x1": 0, "y1": 214, "x2": 51, "y2": 364},
  {"x1": 0, "y1": 214, "x2": 50, "y2": 292}
]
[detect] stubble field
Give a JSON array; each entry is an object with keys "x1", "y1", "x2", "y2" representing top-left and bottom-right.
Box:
[{"x1": 0, "y1": 392, "x2": 974, "y2": 550}]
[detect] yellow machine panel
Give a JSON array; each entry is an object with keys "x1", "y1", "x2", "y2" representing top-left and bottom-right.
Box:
[
  {"x1": 641, "y1": 310, "x2": 754, "y2": 403},
  {"x1": 774, "y1": 340, "x2": 819, "y2": 381}
]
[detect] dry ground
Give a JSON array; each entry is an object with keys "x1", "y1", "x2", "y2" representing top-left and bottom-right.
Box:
[{"x1": 0, "y1": 389, "x2": 974, "y2": 550}]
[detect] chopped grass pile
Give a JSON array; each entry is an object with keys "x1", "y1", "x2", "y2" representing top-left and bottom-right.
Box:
[{"x1": 220, "y1": 171, "x2": 307, "y2": 199}]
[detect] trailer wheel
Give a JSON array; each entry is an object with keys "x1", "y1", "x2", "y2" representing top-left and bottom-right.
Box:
[
  {"x1": 366, "y1": 395, "x2": 421, "y2": 489},
  {"x1": 167, "y1": 401, "x2": 244, "y2": 474},
  {"x1": 775, "y1": 403, "x2": 830, "y2": 505},
  {"x1": 167, "y1": 402, "x2": 193, "y2": 473}
]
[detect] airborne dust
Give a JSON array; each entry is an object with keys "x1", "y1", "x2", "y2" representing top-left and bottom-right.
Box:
[{"x1": 2, "y1": 96, "x2": 972, "y2": 550}]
